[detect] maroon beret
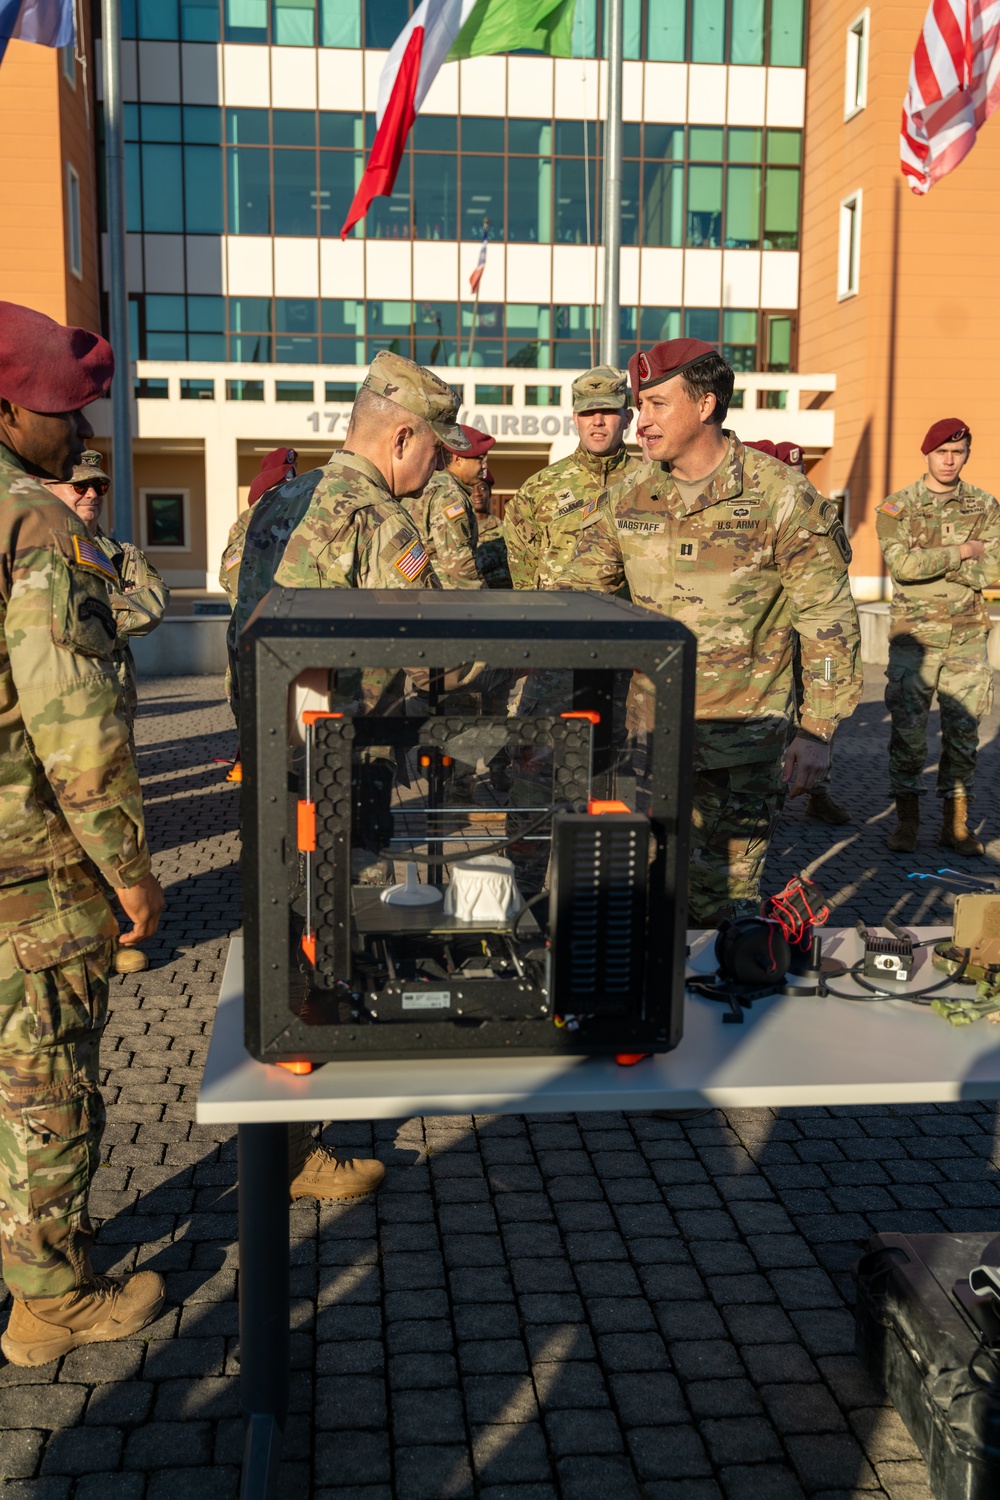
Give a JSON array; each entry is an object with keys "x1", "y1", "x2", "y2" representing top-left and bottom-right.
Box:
[
  {"x1": 921, "y1": 418, "x2": 971, "y2": 455},
  {"x1": 628, "y1": 338, "x2": 719, "y2": 401},
  {"x1": 248, "y1": 446, "x2": 297, "y2": 507},
  {"x1": 445, "y1": 424, "x2": 494, "y2": 459},
  {"x1": 0, "y1": 301, "x2": 114, "y2": 414},
  {"x1": 775, "y1": 441, "x2": 804, "y2": 470},
  {"x1": 744, "y1": 439, "x2": 777, "y2": 459},
  {"x1": 483, "y1": 467, "x2": 495, "y2": 487}
]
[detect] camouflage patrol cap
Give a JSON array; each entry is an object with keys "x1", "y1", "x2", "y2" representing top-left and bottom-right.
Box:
[
  {"x1": 70, "y1": 449, "x2": 111, "y2": 483},
  {"x1": 362, "y1": 350, "x2": 470, "y2": 450},
  {"x1": 572, "y1": 365, "x2": 630, "y2": 414}
]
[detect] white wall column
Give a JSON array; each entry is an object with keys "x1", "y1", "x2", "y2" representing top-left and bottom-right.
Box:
[{"x1": 203, "y1": 429, "x2": 240, "y2": 592}]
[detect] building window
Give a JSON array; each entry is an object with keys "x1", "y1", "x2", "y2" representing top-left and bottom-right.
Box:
[
  {"x1": 66, "y1": 165, "x2": 83, "y2": 278},
  {"x1": 141, "y1": 490, "x2": 190, "y2": 551},
  {"x1": 61, "y1": 44, "x2": 76, "y2": 86},
  {"x1": 124, "y1": 0, "x2": 805, "y2": 64},
  {"x1": 838, "y1": 192, "x2": 862, "y2": 299},
  {"x1": 845, "y1": 9, "x2": 869, "y2": 120}
]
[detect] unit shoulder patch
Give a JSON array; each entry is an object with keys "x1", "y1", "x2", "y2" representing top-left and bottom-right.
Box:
[{"x1": 72, "y1": 533, "x2": 118, "y2": 583}]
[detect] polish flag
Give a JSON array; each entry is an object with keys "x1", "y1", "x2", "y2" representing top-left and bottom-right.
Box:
[
  {"x1": 469, "y1": 224, "x2": 489, "y2": 292},
  {"x1": 340, "y1": 0, "x2": 477, "y2": 238}
]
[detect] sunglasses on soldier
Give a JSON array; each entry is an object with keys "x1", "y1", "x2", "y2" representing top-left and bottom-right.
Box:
[{"x1": 71, "y1": 478, "x2": 110, "y2": 497}]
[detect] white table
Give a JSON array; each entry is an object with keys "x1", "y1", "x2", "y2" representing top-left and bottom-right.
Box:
[
  {"x1": 200, "y1": 927, "x2": 1000, "y2": 1500},
  {"x1": 199, "y1": 928, "x2": 1000, "y2": 1126}
]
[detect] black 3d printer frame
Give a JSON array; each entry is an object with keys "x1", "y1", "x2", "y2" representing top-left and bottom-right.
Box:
[{"x1": 239, "y1": 589, "x2": 695, "y2": 1065}]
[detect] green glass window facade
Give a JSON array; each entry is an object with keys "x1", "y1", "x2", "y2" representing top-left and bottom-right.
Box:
[
  {"x1": 129, "y1": 294, "x2": 768, "y2": 371},
  {"x1": 123, "y1": 108, "x2": 801, "y2": 250},
  {"x1": 119, "y1": 0, "x2": 806, "y2": 65}
]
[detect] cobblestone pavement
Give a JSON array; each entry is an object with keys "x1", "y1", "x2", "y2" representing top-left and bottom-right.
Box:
[{"x1": 4, "y1": 674, "x2": 1000, "y2": 1499}]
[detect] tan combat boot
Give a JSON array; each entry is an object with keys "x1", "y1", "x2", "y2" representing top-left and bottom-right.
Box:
[
  {"x1": 887, "y1": 795, "x2": 920, "y2": 853},
  {"x1": 1, "y1": 1271, "x2": 165, "y2": 1368},
  {"x1": 114, "y1": 945, "x2": 149, "y2": 975},
  {"x1": 806, "y1": 788, "x2": 851, "y2": 826},
  {"x1": 938, "y1": 793, "x2": 985, "y2": 856},
  {"x1": 288, "y1": 1129, "x2": 386, "y2": 1203}
]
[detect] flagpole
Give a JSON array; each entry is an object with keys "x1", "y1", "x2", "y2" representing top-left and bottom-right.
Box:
[
  {"x1": 465, "y1": 217, "x2": 488, "y2": 366},
  {"x1": 600, "y1": 0, "x2": 623, "y2": 367},
  {"x1": 101, "y1": 0, "x2": 134, "y2": 542},
  {"x1": 466, "y1": 282, "x2": 482, "y2": 365}
]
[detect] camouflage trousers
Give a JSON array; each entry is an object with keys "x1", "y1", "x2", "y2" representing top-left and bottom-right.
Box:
[
  {"x1": 0, "y1": 865, "x2": 116, "y2": 1299},
  {"x1": 689, "y1": 758, "x2": 785, "y2": 927},
  {"x1": 885, "y1": 634, "x2": 993, "y2": 799}
]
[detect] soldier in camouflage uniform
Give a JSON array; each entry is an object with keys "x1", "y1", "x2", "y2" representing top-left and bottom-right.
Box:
[
  {"x1": 229, "y1": 350, "x2": 460, "y2": 1204},
  {"x1": 877, "y1": 419, "x2": 1000, "y2": 857},
  {"x1": 44, "y1": 451, "x2": 170, "y2": 976},
  {"x1": 0, "y1": 302, "x2": 165, "y2": 1366},
  {"x1": 506, "y1": 365, "x2": 639, "y2": 592},
  {"x1": 218, "y1": 447, "x2": 297, "y2": 605},
  {"x1": 550, "y1": 339, "x2": 861, "y2": 926},
  {"x1": 404, "y1": 425, "x2": 493, "y2": 588},
  {"x1": 472, "y1": 470, "x2": 512, "y2": 589},
  {"x1": 44, "y1": 450, "x2": 169, "y2": 733}
]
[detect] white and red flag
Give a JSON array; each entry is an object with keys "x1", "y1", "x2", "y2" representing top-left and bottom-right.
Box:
[
  {"x1": 341, "y1": 0, "x2": 577, "y2": 236},
  {"x1": 901, "y1": 0, "x2": 1000, "y2": 193},
  {"x1": 341, "y1": 0, "x2": 476, "y2": 238},
  {"x1": 468, "y1": 224, "x2": 489, "y2": 293}
]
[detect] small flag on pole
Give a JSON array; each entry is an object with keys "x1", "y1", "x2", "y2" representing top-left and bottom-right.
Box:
[
  {"x1": 469, "y1": 225, "x2": 489, "y2": 293},
  {"x1": 901, "y1": 0, "x2": 1000, "y2": 194},
  {"x1": 0, "y1": 0, "x2": 75, "y2": 65}
]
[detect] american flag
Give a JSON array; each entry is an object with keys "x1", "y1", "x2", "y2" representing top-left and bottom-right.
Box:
[
  {"x1": 73, "y1": 533, "x2": 118, "y2": 582},
  {"x1": 901, "y1": 0, "x2": 1000, "y2": 194},
  {"x1": 469, "y1": 224, "x2": 488, "y2": 294},
  {"x1": 394, "y1": 537, "x2": 429, "y2": 580}
]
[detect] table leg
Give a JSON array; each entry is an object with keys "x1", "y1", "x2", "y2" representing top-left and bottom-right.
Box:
[{"x1": 238, "y1": 1122, "x2": 290, "y2": 1500}]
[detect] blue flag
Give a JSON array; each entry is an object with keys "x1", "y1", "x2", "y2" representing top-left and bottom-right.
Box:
[{"x1": 0, "y1": 0, "x2": 75, "y2": 65}]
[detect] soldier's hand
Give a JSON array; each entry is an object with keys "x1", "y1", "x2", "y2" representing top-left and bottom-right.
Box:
[
  {"x1": 781, "y1": 736, "x2": 831, "y2": 799},
  {"x1": 115, "y1": 873, "x2": 165, "y2": 944},
  {"x1": 960, "y1": 539, "x2": 985, "y2": 560}
]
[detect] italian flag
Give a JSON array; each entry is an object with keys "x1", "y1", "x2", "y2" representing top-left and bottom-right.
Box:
[{"x1": 340, "y1": 0, "x2": 577, "y2": 237}]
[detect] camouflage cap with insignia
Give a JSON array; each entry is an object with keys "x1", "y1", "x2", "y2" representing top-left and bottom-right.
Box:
[
  {"x1": 362, "y1": 350, "x2": 470, "y2": 450},
  {"x1": 69, "y1": 449, "x2": 111, "y2": 483},
  {"x1": 571, "y1": 364, "x2": 630, "y2": 414}
]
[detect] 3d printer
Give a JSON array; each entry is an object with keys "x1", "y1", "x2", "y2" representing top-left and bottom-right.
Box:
[{"x1": 239, "y1": 590, "x2": 695, "y2": 1064}]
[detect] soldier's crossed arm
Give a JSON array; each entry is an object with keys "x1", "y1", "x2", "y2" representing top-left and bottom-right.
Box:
[
  {"x1": 952, "y1": 493, "x2": 1000, "y2": 591},
  {"x1": 876, "y1": 501, "x2": 960, "y2": 582},
  {"x1": 774, "y1": 489, "x2": 861, "y2": 740},
  {"x1": 542, "y1": 494, "x2": 625, "y2": 594},
  {"x1": 6, "y1": 517, "x2": 150, "y2": 886}
]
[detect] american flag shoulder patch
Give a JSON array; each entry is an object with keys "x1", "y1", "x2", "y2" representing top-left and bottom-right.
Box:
[
  {"x1": 72, "y1": 534, "x2": 118, "y2": 583},
  {"x1": 445, "y1": 501, "x2": 466, "y2": 520},
  {"x1": 581, "y1": 497, "x2": 600, "y2": 521},
  {"x1": 879, "y1": 500, "x2": 903, "y2": 518},
  {"x1": 394, "y1": 535, "x2": 429, "y2": 581}
]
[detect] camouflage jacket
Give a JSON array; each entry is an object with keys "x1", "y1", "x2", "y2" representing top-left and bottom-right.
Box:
[
  {"x1": 94, "y1": 531, "x2": 169, "y2": 641},
  {"x1": 504, "y1": 443, "x2": 639, "y2": 590},
  {"x1": 404, "y1": 469, "x2": 482, "y2": 589},
  {"x1": 219, "y1": 506, "x2": 252, "y2": 601},
  {"x1": 94, "y1": 530, "x2": 169, "y2": 731},
  {"x1": 475, "y1": 511, "x2": 512, "y2": 590},
  {"x1": 276, "y1": 451, "x2": 440, "y2": 592},
  {"x1": 549, "y1": 433, "x2": 861, "y2": 768},
  {"x1": 876, "y1": 477, "x2": 1000, "y2": 646},
  {"x1": 0, "y1": 444, "x2": 150, "y2": 888}
]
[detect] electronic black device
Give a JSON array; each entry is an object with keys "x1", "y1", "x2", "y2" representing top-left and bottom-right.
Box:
[
  {"x1": 239, "y1": 589, "x2": 695, "y2": 1064},
  {"x1": 858, "y1": 921, "x2": 915, "y2": 982}
]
